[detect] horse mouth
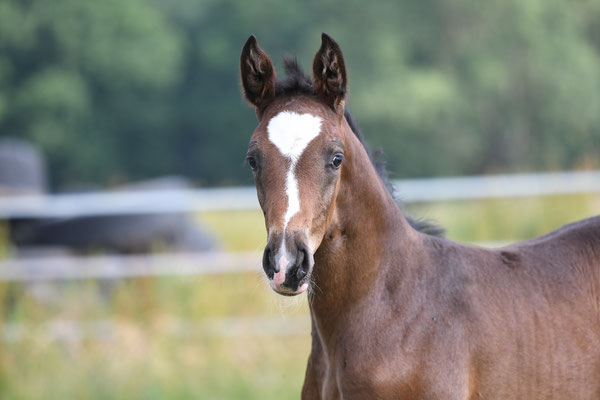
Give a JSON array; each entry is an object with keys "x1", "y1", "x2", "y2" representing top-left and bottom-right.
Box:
[{"x1": 271, "y1": 279, "x2": 310, "y2": 296}]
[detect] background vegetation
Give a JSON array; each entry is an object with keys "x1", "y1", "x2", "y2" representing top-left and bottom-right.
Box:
[
  {"x1": 1, "y1": 0, "x2": 600, "y2": 399},
  {"x1": 0, "y1": 194, "x2": 598, "y2": 399},
  {"x1": 1, "y1": 0, "x2": 599, "y2": 189}
]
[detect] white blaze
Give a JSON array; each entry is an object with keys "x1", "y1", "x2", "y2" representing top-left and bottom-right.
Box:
[
  {"x1": 284, "y1": 170, "x2": 300, "y2": 226},
  {"x1": 267, "y1": 111, "x2": 322, "y2": 229}
]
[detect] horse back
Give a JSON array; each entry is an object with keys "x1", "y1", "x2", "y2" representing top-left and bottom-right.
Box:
[
  {"x1": 463, "y1": 215, "x2": 600, "y2": 398},
  {"x1": 508, "y1": 215, "x2": 600, "y2": 308}
]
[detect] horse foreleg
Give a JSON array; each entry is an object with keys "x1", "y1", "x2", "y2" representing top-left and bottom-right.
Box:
[
  {"x1": 302, "y1": 314, "x2": 328, "y2": 399},
  {"x1": 301, "y1": 351, "x2": 324, "y2": 399}
]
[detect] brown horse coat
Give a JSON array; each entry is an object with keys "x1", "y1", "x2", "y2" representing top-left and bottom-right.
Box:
[{"x1": 240, "y1": 34, "x2": 600, "y2": 399}]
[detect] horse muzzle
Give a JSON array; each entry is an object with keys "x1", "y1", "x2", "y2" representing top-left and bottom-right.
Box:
[{"x1": 262, "y1": 232, "x2": 314, "y2": 296}]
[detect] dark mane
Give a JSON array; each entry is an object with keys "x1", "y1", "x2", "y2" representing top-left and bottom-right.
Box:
[
  {"x1": 275, "y1": 58, "x2": 316, "y2": 98},
  {"x1": 276, "y1": 58, "x2": 444, "y2": 237}
]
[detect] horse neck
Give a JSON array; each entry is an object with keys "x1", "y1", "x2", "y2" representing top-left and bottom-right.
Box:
[{"x1": 309, "y1": 123, "x2": 418, "y2": 334}]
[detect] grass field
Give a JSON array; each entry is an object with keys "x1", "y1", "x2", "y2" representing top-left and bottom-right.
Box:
[
  {"x1": 0, "y1": 276, "x2": 310, "y2": 399},
  {"x1": 0, "y1": 194, "x2": 598, "y2": 399}
]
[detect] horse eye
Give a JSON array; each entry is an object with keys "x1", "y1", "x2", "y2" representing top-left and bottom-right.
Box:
[
  {"x1": 330, "y1": 153, "x2": 344, "y2": 169},
  {"x1": 247, "y1": 156, "x2": 257, "y2": 171}
]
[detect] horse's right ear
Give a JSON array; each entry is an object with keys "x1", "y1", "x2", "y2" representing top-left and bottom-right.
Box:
[
  {"x1": 312, "y1": 33, "x2": 347, "y2": 113},
  {"x1": 240, "y1": 35, "x2": 276, "y2": 115}
]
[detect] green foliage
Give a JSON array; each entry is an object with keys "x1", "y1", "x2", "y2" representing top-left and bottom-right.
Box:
[
  {"x1": 0, "y1": 0, "x2": 181, "y2": 186},
  {"x1": 0, "y1": 276, "x2": 309, "y2": 399},
  {"x1": 0, "y1": 0, "x2": 599, "y2": 187},
  {"x1": 199, "y1": 210, "x2": 267, "y2": 252},
  {"x1": 407, "y1": 193, "x2": 600, "y2": 243},
  {"x1": 0, "y1": 222, "x2": 9, "y2": 260},
  {"x1": 0, "y1": 196, "x2": 596, "y2": 398}
]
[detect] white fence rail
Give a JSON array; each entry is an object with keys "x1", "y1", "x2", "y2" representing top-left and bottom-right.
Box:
[
  {"x1": 394, "y1": 170, "x2": 600, "y2": 202},
  {"x1": 0, "y1": 170, "x2": 599, "y2": 219},
  {"x1": 0, "y1": 243, "x2": 512, "y2": 282},
  {"x1": 0, "y1": 251, "x2": 262, "y2": 282},
  {"x1": 0, "y1": 170, "x2": 598, "y2": 282}
]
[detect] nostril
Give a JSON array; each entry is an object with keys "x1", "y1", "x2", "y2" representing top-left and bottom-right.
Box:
[
  {"x1": 296, "y1": 248, "x2": 305, "y2": 268},
  {"x1": 302, "y1": 246, "x2": 314, "y2": 272},
  {"x1": 296, "y1": 267, "x2": 307, "y2": 280},
  {"x1": 297, "y1": 244, "x2": 312, "y2": 272},
  {"x1": 269, "y1": 249, "x2": 279, "y2": 273},
  {"x1": 295, "y1": 245, "x2": 311, "y2": 281},
  {"x1": 262, "y1": 247, "x2": 276, "y2": 278}
]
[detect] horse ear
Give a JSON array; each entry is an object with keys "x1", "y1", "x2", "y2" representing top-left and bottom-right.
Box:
[
  {"x1": 240, "y1": 35, "x2": 276, "y2": 114},
  {"x1": 312, "y1": 33, "x2": 347, "y2": 112}
]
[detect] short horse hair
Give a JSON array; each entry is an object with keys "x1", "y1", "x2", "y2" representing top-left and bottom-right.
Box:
[{"x1": 274, "y1": 58, "x2": 444, "y2": 237}]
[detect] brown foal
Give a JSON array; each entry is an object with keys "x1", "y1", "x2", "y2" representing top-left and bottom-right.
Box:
[{"x1": 240, "y1": 33, "x2": 600, "y2": 399}]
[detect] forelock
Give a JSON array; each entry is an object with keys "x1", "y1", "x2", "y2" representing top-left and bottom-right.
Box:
[{"x1": 275, "y1": 57, "x2": 316, "y2": 98}]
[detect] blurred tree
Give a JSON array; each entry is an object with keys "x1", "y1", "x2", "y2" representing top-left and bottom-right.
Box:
[
  {"x1": 0, "y1": 0, "x2": 181, "y2": 187},
  {"x1": 330, "y1": 0, "x2": 600, "y2": 177},
  {"x1": 0, "y1": 0, "x2": 598, "y2": 187}
]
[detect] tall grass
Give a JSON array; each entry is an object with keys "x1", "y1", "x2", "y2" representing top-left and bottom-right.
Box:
[
  {"x1": 0, "y1": 194, "x2": 598, "y2": 399},
  {"x1": 0, "y1": 222, "x2": 9, "y2": 260},
  {"x1": 0, "y1": 276, "x2": 310, "y2": 399},
  {"x1": 407, "y1": 193, "x2": 600, "y2": 244}
]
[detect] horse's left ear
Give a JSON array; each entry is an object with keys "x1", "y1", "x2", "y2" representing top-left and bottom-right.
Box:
[
  {"x1": 312, "y1": 33, "x2": 347, "y2": 113},
  {"x1": 240, "y1": 35, "x2": 276, "y2": 116}
]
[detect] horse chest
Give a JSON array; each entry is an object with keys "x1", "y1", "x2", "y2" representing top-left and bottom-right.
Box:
[
  {"x1": 312, "y1": 348, "x2": 468, "y2": 400},
  {"x1": 308, "y1": 318, "x2": 471, "y2": 400}
]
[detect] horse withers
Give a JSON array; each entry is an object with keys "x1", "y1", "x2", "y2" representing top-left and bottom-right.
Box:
[{"x1": 240, "y1": 33, "x2": 600, "y2": 399}]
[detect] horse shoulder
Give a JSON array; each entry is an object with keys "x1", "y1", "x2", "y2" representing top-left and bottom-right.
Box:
[{"x1": 329, "y1": 286, "x2": 473, "y2": 400}]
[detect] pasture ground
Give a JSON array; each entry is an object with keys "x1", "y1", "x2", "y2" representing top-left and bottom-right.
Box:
[{"x1": 0, "y1": 194, "x2": 598, "y2": 399}]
